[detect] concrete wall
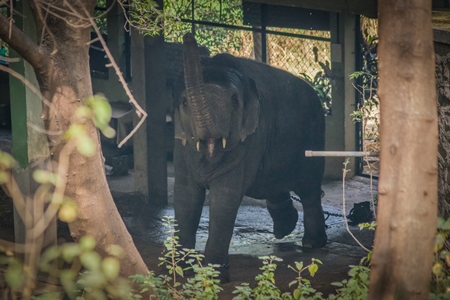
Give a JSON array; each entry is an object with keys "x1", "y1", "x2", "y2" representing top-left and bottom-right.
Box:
[{"x1": 324, "y1": 13, "x2": 358, "y2": 179}]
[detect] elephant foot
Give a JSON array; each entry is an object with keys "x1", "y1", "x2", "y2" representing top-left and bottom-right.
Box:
[
  {"x1": 267, "y1": 199, "x2": 298, "y2": 239},
  {"x1": 302, "y1": 229, "x2": 327, "y2": 248},
  {"x1": 216, "y1": 264, "x2": 230, "y2": 284}
]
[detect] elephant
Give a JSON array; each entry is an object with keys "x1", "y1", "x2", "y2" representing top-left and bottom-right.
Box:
[{"x1": 172, "y1": 33, "x2": 327, "y2": 282}]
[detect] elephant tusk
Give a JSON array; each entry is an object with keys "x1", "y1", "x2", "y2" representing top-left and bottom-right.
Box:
[
  {"x1": 222, "y1": 137, "x2": 227, "y2": 149},
  {"x1": 196, "y1": 141, "x2": 200, "y2": 152},
  {"x1": 182, "y1": 138, "x2": 186, "y2": 146}
]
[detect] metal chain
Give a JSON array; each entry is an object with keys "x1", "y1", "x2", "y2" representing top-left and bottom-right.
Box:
[{"x1": 290, "y1": 194, "x2": 345, "y2": 219}]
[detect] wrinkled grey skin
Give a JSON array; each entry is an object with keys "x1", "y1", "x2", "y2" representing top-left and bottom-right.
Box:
[{"x1": 172, "y1": 33, "x2": 326, "y2": 282}]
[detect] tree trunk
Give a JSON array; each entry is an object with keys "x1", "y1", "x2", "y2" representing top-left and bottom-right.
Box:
[
  {"x1": 369, "y1": 1, "x2": 438, "y2": 299},
  {"x1": 0, "y1": 0, "x2": 149, "y2": 285}
]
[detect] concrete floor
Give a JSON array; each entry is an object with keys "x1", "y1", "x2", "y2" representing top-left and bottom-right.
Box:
[{"x1": 107, "y1": 165, "x2": 377, "y2": 298}]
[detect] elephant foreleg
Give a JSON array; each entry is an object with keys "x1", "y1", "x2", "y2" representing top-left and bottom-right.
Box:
[
  {"x1": 204, "y1": 178, "x2": 244, "y2": 283},
  {"x1": 174, "y1": 181, "x2": 206, "y2": 250},
  {"x1": 266, "y1": 192, "x2": 299, "y2": 239},
  {"x1": 294, "y1": 182, "x2": 327, "y2": 248}
]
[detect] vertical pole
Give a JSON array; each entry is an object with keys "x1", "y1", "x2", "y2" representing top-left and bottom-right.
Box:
[
  {"x1": 354, "y1": 16, "x2": 364, "y2": 174},
  {"x1": 191, "y1": 0, "x2": 196, "y2": 35},
  {"x1": 261, "y1": 4, "x2": 268, "y2": 64},
  {"x1": 324, "y1": 13, "x2": 357, "y2": 179},
  {"x1": 252, "y1": 26, "x2": 262, "y2": 62},
  {"x1": 131, "y1": 0, "x2": 167, "y2": 205}
]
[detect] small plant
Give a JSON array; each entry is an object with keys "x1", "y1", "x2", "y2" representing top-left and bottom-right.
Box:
[
  {"x1": 233, "y1": 256, "x2": 323, "y2": 300},
  {"x1": 329, "y1": 265, "x2": 370, "y2": 300},
  {"x1": 233, "y1": 255, "x2": 283, "y2": 300},
  {"x1": 130, "y1": 216, "x2": 223, "y2": 299},
  {"x1": 300, "y1": 60, "x2": 333, "y2": 116},
  {"x1": 286, "y1": 258, "x2": 324, "y2": 300}
]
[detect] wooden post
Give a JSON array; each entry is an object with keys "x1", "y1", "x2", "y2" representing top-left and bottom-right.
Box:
[{"x1": 368, "y1": 1, "x2": 438, "y2": 298}]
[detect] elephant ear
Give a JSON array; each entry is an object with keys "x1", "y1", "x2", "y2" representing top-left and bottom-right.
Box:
[{"x1": 240, "y1": 77, "x2": 260, "y2": 142}]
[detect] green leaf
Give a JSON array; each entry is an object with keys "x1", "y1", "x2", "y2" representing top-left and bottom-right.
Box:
[
  {"x1": 437, "y1": 217, "x2": 445, "y2": 229},
  {"x1": 175, "y1": 265, "x2": 184, "y2": 277},
  {"x1": 331, "y1": 282, "x2": 344, "y2": 287},
  {"x1": 86, "y1": 95, "x2": 112, "y2": 129},
  {"x1": 64, "y1": 124, "x2": 86, "y2": 141},
  {"x1": 60, "y1": 269, "x2": 77, "y2": 297},
  {"x1": 75, "y1": 106, "x2": 92, "y2": 119},
  {"x1": 0, "y1": 170, "x2": 10, "y2": 184},
  {"x1": 435, "y1": 233, "x2": 446, "y2": 247},
  {"x1": 39, "y1": 246, "x2": 61, "y2": 271},
  {"x1": 5, "y1": 262, "x2": 24, "y2": 290},
  {"x1": 308, "y1": 263, "x2": 319, "y2": 277},
  {"x1": 80, "y1": 270, "x2": 106, "y2": 289},
  {"x1": 289, "y1": 280, "x2": 297, "y2": 287},
  {"x1": 441, "y1": 218, "x2": 450, "y2": 231},
  {"x1": 61, "y1": 243, "x2": 81, "y2": 263},
  {"x1": 33, "y1": 170, "x2": 57, "y2": 185},
  {"x1": 79, "y1": 236, "x2": 96, "y2": 251},
  {"x1": 58, "y1": 203, "x2": 78, "y2": 223},
  {"x1": 77, "y1": 135, "x2": 96, "y2": 157},
  {"x1": 273, "y1": 256, "x2": 283, "y2": 262},
  {"x1": 101, "y1": 126, "x2": 116, "y2": 139},
  {"x1": 0, "y1": 150, "x2": 15, "y2": 168},
  {"x1": 101, "y1": 257, "x2": 121, "y2": 280},
  {"x1": 80, "y1": 251, "x2": 102, "y2": 271},
  {"x1": 293, "y1": 288, "x2": 301, "y2": 299}
]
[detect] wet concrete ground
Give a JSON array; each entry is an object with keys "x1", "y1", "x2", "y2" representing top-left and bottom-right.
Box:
[
  {"x1": 108, "y1": 166, "x2": 377, "y2": 298},
  {"x1": 0, "y1": 126, "x2": 377, "y2": 298}
]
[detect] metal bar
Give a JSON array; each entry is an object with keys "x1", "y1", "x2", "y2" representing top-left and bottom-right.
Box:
[
  {"x1": 261, "y1": 4, "x2": 267, "y2": 63},
  {"x1": 305, "y1": 150, "x2": 379, "y2": 157},
  {"x1": 179, "y1": 18, "x2": 331, "y2": 42},
  {"x1": 191, "y1": 0, "x2": 196, "y2": 35}
]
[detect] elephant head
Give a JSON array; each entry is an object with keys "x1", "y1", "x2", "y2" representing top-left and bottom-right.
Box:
[{"x1": 173, "y1": 33, "x2": 260, "y2": 159}]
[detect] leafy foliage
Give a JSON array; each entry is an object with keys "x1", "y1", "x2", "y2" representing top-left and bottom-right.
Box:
[
  {"x1": 130, "y1": 216, "x2": 223, "y2": 299},
  {"x1": 0, "y1": 95, "x2": 118, "y2": 299},
  {"x1": 328, "y1": 266, "x2": 370, "y2": 300},
  {"x1": 300, "y1": 60, "x2": 333, "y2": 115},
  {"x1": 430, "y1": 217, "x2": 450, "y2": 297},
  {"x1": 350, "y1": 35, "x2": 379, "y2": 154},
  {"x1": 163, "y1": 0, "x2": 246, "y2": 55},
  {"x1": 124, "y1": 0, "x2": 245, "y2": 55}
]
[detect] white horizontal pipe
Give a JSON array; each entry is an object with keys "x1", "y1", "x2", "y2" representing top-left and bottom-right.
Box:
[{"x1": 305, "y1": 150, "x2": 379, "y2": 157}]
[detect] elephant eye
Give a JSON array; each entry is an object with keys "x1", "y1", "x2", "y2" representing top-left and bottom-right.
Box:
[
  {"x1": 182, "y1": 97, "x2": 187, "y2": 107},
  {"x1": 231, "y1": 94, "x2": 239, "y2": 109}
]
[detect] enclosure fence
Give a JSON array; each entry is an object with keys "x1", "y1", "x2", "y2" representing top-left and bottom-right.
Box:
[{"x1": 164, "y1": 0, "x2": 331, "y2": 83}]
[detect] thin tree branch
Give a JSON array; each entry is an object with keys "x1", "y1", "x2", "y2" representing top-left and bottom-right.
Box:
[
  {"x1": 0, "y1": 12, "x2": 50, "y2": 77},
  {"x1": 0, "y1": 65, "x2": 52, "y2": 108},
  {"x1": 76, "y1": 0, "x2": 147, "y2": 148}
]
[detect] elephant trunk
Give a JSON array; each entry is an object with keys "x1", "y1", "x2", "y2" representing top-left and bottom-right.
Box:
[{"x1": 182, "y1": 33, "x2": 220, "y2": 140}]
